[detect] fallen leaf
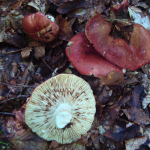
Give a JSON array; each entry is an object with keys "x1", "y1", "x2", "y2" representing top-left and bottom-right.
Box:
[
  {"x1": 21, "y1": 47, "x2": 32, "y2": 59},
  {"x1": 99, "y1": 71, "x2": 125, "y2": 85},
  {"x1": 103, "y1": 124, "x2": 142, "y2": 141},
  {"x1": 128, "y1": 6, "x2": 150, "y2": 30},
  {"x1": 130, "y1": 85, "x2": 144, "y2": 108},
  {"x1": 56, "y1": 0, "x2": 92, "y2": 14},
  {"x1": 4, "y1": 27, "x2": 26, "y2": 48},
  {"x1": 34, "y1": 46, "x2": 45, "y2": 59},
  {"x1": 142, "y1": 90, "x2": 150, "y2": 109},
  {"x1": 125, "y1": 135, "x2": 149, "y2": 150},
  {"x1": 98, "y1": 96, "x2": 130, "y2": 134},
  {"x1": 91, "y1": 133, "x2": 100, "y2": 149},
  {"x1": 123, "y1": 107, "x2": 150, "y2": 125},
  {"x1": 56, "y1": 15, "x2": 74, "y2": 41}
]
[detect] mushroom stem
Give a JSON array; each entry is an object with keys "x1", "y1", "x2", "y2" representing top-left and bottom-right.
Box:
[{"x1": 55, "y1": 103, "x2": 72, "y2": 128}]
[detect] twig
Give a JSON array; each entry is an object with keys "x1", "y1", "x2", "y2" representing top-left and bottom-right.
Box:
[
  {"x1": 0, "y1": 82, "x2": 36, "y2": 88},
  {"x1": 0, "y1": 95, "x2": 30, "y2": 104},
  {"x1": 0, "y1": 48, "x2": 25, "y2": 57},
  {"x1": 0, "y1": 112, "x2": 15, "y2": 116},
  {"x1": 49, "y1": 53, "x2": 64, "y2": 65},
  {"x1": 41, "y1": 58, "x2": 54, "y2": 71}
]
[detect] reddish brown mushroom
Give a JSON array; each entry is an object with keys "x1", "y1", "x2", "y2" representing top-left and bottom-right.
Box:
[
  {"x1": 66, "y1": 32, "x2": 123, "y2": 77},
  {"x1": 22, "y1": 12, "x2": 60, "y2": 42},
  {"x1": 85, "y1": 12, "x2": 150, "y2": 70}
]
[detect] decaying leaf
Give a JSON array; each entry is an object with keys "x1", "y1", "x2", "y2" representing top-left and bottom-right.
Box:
[
  {"x1": 123, "y1": 107, "x2": 150, "y2": 125},
  {"x1": 130, "y1": 85, "x2": 144, "y2": 108},
  {"x1": 142, "y1": 89, "x2": 150, "y2": 109},
  {"x1": 103, "y1": 124, "x2": 142, "y2": 141},
  {"x1": 98, "y1": 71, "x2": 125, "y2": 85},
  {"x1": 128, "y1": 6, "x2": 150, "y2": 30},
  {"x1": 125, "y1": 135, "x2": 149, "y2": 150},
  {"x1": 98, "y1": 96, "x2": 130, "y2": 134},
  {"x1": 34, "y1": 46, "x2": 45, "y2": 59},
  {"x1": 21, "y1": 47, "x2": 32, "y2": 59},
  {"x1": 57, "y1": 0, "x2": 92, "y2": 14},
  {"x1": 27, "y1": 0, "x2": 48, "y2": 14},
  {"x1": 56, "y1": 15, "x2": 74, "y2": 41}
]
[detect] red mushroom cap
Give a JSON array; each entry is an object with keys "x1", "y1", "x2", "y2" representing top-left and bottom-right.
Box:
[
  {"x1": 22, "y1": 12, "x2": 60, "y2": 42},
  {"x1": 85, "y1": 13, "x2": 150, "y2": 70},
  {"x1": 66, "y1": 32, "x2": 123, "y2": 77}
]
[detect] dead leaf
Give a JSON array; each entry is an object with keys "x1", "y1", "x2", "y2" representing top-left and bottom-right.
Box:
[
  {"x1": 34, "y1": 46, "x2": 45, "y2": 59},
  {"x1": 125, "y1": 135, "x2": 149, "y2": 150},
  {"x1": 142, "y1": 90, "x2": 150, "y2": 109},
  {"x1": 91, "y1": 133, "x2": 100, "y2": 149},
  {"x1": 21, "y1": 47, "x2": 32, "y2": 59},
  {"x1": 99, "y1": 71, "x2": 125, "y2": 85},
  {"x1": 12, "y1": 62, "x2": 18, "y2": 74},
  {"x1": 130, "y1": 85, "x2": 144, "y2": 108},
  {"x1": 27, "y1": 0, "x2": 48, "y2": 14},
  {"x1": 57, "y1": 0, "x2": 92, "y2": 14},
  {"x1": 56, "y1": 15, "x2": 74, "y2": 41},
  {"x1": 103, "y1": 124, "x2": 142, "y2": 141},
  {"x1": 98, "y1": 96, "x2": 130, "y2": 134},
  {"x1": 123, "y1": 107, "x2": 150, "y2": 125},
  {"x1": 4, "y1": 27, "x2": 26, "y2": 48}
]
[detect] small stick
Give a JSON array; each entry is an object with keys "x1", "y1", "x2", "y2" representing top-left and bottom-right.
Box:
[{"x1": 0, "y1": 112, "x2": 15, "y2": 116}]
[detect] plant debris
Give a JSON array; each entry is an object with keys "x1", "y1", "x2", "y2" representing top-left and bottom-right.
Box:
[{"x1": 1, "y1": 0, "x2": 150, "y2": 149}]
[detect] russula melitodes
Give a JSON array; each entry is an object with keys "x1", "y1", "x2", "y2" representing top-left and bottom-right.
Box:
[
  {"x1": 22, "y1": 12, "x2": 60, "y2": 42},
  {"x1": 66, "y1": 32, "x2": 123, "y2": 77},
  {"x1": 85, "y1": 12, "x2": 150, "y2": 70},
  {"x1": 25, "y1": 74, "x2": 96, "y2": 144}
]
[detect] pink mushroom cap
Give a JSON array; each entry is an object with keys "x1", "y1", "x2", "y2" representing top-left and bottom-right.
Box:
[
  {"x1": 85, "y1": 12, "x2": 150, "y2": 70},
  {"x1": 66, "y1": 32, "x2": 123, "y2": 77}
]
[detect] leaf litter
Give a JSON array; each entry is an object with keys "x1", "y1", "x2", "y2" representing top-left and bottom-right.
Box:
[{"x1": 1, "y1": 0, "x2": 150, "y2": 150}]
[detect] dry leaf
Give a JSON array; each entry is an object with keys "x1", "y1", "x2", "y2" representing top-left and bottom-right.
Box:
[
  {"x1": 142, "y1": 89, "x2": 150, "y2": 109},
  {"x1": 123, "y1": 107, "x2": 150, "y2": 125},
  {"x1": 99, "y1": 71, "x2": 125, "y2": 85},
  {"x1": 34, "y1": 46, "x2": 45, "y2": 59},
  {"x1": 125, "y1": 135, "x2": 148, "y2": 150},
  {"x1": 56, "y1": 15, "x2": 74, "y2": 41},
  {"x1": 21, "y1": 47, "x2": 32, "y2": 59}
]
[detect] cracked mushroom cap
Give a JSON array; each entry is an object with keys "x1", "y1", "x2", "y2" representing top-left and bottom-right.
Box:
[{"x1": 25, "y1": 74, "x2": 96, "y2": 144}]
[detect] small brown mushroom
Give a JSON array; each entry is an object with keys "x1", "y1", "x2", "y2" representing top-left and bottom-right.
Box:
[{"x1": 25, "y1": 74, "x2": 96, "y2": 144}]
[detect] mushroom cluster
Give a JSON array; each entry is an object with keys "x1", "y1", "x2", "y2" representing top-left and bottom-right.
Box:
[
  {"x1": 22, "y1": 12, "x2": 60, "y2": 42},
  {"x1": 66, "y1": 12, "x2": 150, "y2": 77},
  {"x1": 25, "y1": 74, "x2": 96, "y2": 144}
]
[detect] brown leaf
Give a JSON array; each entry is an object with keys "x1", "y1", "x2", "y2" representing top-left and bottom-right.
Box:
[
  {"x1": 103, "y1": 124, "x2": 141, "y2": 141},
  {"x1": 98, "y1": 71, "x2": 125, "y2": 86},
  {"x1": 123, "y1": 107, "x2": 150, "y2": 125},
  {"x1": 56, "y1": 0, "x2": 92, "y2": 14},
  {"x1": 94, "y1": 0, "x2": 109, "y2": 14},
  {"x1": 12, "y1": 62, "x2": 18, "y2": 74},
  {"x1": 34, "y1": 46, "x2": 45, "y2": 59},
  {"x1": 98, "y1": 96, "x2": 130, "y2": 133},
  {"x1": 130, "y1": 85, "x2": 144, "y2": 108},
  {"x1": 91, "y1": 133, "x2": 100, "y2": 149},
  {"x1": 21, "y1": 47, "x2": 32, "y2": 59},
  {"x1": 125, "y1": 135, "x2": 149, "y2": 150},
  {"x1": 4, "y1": 27, "x2": 26, "y2": 48},
  {"x1": 56, "y1": 15, "x2": 74, "y2": 41}
]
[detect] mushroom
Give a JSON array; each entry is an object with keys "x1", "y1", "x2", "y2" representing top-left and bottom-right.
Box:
[
  {"x1": 25, "y1": 74, "x2": 96, "y2": 144},
  {"x1": 22, "y1": 12, "x2": 60, "y2": 42},
  {"x1": 85, "y1": 12, "x2": 150, "y2": 70},
  {"x1": 66, "y1": 32, "x2": 123, "y2": 77}
]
